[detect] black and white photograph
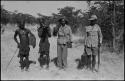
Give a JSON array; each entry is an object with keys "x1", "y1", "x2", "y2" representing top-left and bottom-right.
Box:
[{"x1": 1, "y1": 0, "x2": 124, "y2": 80}]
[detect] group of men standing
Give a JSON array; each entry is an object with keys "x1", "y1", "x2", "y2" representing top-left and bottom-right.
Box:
[{"x1": 13, "y1": 15, "x2": 103, "y2": 72}]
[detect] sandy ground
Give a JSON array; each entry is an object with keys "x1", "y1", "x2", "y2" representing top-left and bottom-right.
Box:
[{"x1": 1, "y1": 25, "x2": 124, "y2": 80}]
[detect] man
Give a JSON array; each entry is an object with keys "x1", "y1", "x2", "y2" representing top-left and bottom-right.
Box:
[
  {"x1": 37, "y1": 18, "x2": 51, "y2": 69},
  {"x1": 14, "y1": 20, "x2": 35, "y2": 71},
  {"x1": 84, "y1": 15, "x2": 103, "y2": 72},
  {"x1": 53, "y1": 18, "x2": 72, "y2": 70}
]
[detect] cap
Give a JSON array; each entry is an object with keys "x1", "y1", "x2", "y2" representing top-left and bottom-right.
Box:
[{"x1": 88, "y1": 15, "x2": 97, "y2": 20}]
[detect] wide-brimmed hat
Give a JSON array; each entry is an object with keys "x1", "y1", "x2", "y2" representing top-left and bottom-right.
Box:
[
  {"x1": 58, "y1": 17, "x2": 68, "y2": 24},
  {"x1": 88, "y1": 15, "x2": 97, "y2": 20}
]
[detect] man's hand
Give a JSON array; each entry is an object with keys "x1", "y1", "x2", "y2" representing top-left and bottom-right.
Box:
[
  {"x1": 70, "y1": 41, "x2": 73, "y2": 43},
  {"x1": 17, "y1": 43, "x2": 20, "y2": 48},
  {"x1": 33, "y1": 45, "x2": 35, "y2": 48},
  {"x1": 98, "y1": 43, "x2": 101, "y2": 47}
]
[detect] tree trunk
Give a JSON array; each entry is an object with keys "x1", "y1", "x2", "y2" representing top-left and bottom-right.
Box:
[{"x1": 112, "y1": 1, "x2": 116, "y2": 52}]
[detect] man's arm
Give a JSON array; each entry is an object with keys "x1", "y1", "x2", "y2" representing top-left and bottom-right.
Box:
[
  {"x1": 84, "y1": 27, "x2": 88, "y2": 47},
  {"x1": 69, "y1": 26, "x2": 72, "y2": 42},
  {"x1": 14, "y1": 30, "x2": 20, "y2": 47},
  {"x1": 28, "y1": 29, "x2": 33, "y2": 36},
  {"x1": 98, "y1": 26, "x2": 103, "y2": 45},
  {"x1": 47, "y1": 27, "x2": 51, "y2": 37},
  {"x1": 38, "y1": 27, "x2": 43, "y2": 38}
]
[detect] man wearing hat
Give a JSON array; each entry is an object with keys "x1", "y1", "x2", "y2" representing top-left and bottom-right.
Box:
[
  {"x1": 53, "y1": 18, "x2": 72, "y2": 70},
  {"x1": 84, "y1": 15, "x2": 103, "y2": 72}
]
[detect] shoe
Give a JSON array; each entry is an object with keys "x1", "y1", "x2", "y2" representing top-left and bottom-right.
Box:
[
  {"x1": 92, "y1": 68, "x2": 98, "y2": 72},
  {"x1": 78, "y1": 66, "x2": 84, "y2": 69},
  {"x1": 62, "y1": 66, "x2": 67, "y2": 71},
  {"x1": 58, "y1": 67, "x2": 63, "y2": 70},
  {"x1": 63, "y1": 67, "x2": 67, "y2": 71}
]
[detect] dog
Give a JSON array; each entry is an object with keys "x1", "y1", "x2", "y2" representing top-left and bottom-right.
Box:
[
  {"x1": 51, "y1": 57, "x2": 58, "y2": 67},
  {"x1": 81, "y1": 54, "x2": 97, "y2": 71},
  {"x1": 76, "y1": 54, "x2": 92, "y2": 70}
]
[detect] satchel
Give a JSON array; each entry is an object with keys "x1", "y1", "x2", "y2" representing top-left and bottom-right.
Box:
[{"x1": 67, "y1": 41, "x2": 72, "y2": 48}]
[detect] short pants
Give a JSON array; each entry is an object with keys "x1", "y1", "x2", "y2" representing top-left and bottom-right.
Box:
[{"x1": 84, "y1": 46, "x2": 98, "y2": 55}]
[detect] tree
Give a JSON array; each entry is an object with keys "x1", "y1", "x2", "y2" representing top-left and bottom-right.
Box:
[
  {"x1": 1, "y1": 5, "x2": 10, "y2": 25},
  {"x1": 1, "y1": 6, "x2": 37, "y2": 26},
  {"x1": 86, "y1": 1, "x2": 124, "y2": 52},
  {"x1": 57, "y1": 6, "x2": 83, "y2": 33}
]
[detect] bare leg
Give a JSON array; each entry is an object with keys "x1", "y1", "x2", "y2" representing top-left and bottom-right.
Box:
[
  {"x1": 39, "y1": 52, "x2": 44, "y2": 68},
  {"x1": 25, "y1": 55, "x2": 29, "y2": 71},
  {"x1": 20, "y1": 55, "x2": 24, "y2": 71},
  {"x1": 46, "y1": 52, "x2": 50, "y2": 69},
  {"x1": 92, "y1": 55, "x2": 97, "y2": 72}
]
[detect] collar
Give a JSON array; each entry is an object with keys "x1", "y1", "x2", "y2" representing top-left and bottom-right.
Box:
[{"x1": 61, "y1": 25, "x2": 68, "y2": 28}]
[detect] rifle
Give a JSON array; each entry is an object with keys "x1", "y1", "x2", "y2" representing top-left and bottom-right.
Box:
[{"x1": 97, "y1": 28, "x2": 102, "y2": 72}]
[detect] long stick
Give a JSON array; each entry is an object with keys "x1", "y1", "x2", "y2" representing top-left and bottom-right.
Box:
[
  {"x1": 91, "y1": 47, "x2": 93, "y2": 71},
  {"x1": 98, "y1": 45, "x2": 100, "y2": 71},
  {"x1": 6, "y1": 48, "x2": 18, "y2": 71}
]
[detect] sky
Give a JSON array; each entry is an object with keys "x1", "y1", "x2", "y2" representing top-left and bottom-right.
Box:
[{"x1": 1, "y1": 1, "x2": 89, "y2": 17}]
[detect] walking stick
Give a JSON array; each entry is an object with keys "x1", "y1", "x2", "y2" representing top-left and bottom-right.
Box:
[
  {"x1": 90, "y1": 46, "x2": 93, "y2": 71},
  {"x1": 6, "y1": 48, "x2": 18, "y2": 71},
  {"x1": 98, "y1": 44, "x2": 101, "y2": 71},
  {"x1": 91, "y1": 52, "x2": 93, "y2": 71},
  {"x1": 97, "y1": 31, "x2": 101, "y2": 72}
]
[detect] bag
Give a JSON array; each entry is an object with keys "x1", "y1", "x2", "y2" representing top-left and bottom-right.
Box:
[{"x1": 67, "y1": 41, "x2": 72, "y2": 48}]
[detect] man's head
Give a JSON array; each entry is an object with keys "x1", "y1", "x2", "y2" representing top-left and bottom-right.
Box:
[
  {"x1": 17, "y1": 20, "x2": 25, "y2": 29},
  {"x1": 90, "y1": 19, "x2": 97, "y2": 26},
  {"x1": 38, "y1": 18, "x2": 46, "y2": 28},
  {"x1": 88, "y1": 15, "x2": 97, "y2": 26},
  {"x1": 61, "y1": 18, "x2": 66, "y2": 25},
  {"x1": 59, "y1": 18, "x2": 68, "y2": 26}
]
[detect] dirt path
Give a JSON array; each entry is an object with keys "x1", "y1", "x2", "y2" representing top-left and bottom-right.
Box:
[{"x1": 1, "y1": 28, "x2": 124, "y2": 80}]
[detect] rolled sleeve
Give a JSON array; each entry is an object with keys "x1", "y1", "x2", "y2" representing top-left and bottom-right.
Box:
[
  {"x1": 69, "y1": 26, "x2": 72, "y2": 41},
  {"x1": 98, "y1": 26, "x2": 103, "y2": 44}
]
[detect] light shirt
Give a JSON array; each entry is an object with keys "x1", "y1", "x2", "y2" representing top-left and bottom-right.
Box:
[
  {"x1": 85, "y1": 24, "x2": 103, "y2": 47},
  {"x1": 57, "y1": 25, "x2": 72, "y2": 44}
]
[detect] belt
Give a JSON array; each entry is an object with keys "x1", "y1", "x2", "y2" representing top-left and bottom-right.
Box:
[
  {"x1": 58, "y1": 36, "x2": 66, "y2": 39},
  {"x1": 58, "y1": 35, "x2": 65, "y2": 37}
]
